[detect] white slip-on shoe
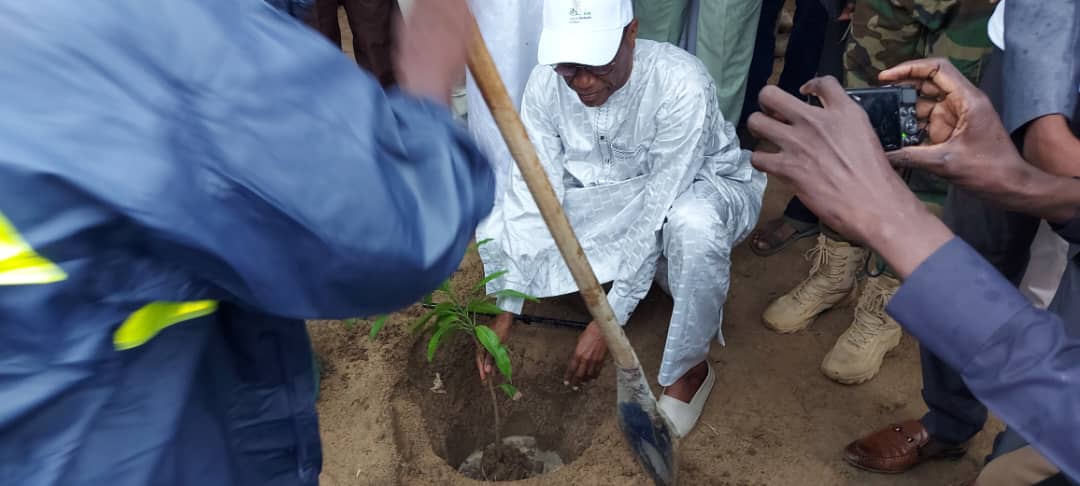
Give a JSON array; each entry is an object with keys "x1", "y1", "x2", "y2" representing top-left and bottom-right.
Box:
[{"x1": 657, "y1": 362, "x2": 716, "y2": 438}]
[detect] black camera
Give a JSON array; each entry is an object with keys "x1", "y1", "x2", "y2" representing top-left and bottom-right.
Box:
[
  {"x1": 808, "y1": 85, "x2": 921, "y2": 151},
  {"x1": 845, "y1": 86, "x2": 921, "y2": 151}
]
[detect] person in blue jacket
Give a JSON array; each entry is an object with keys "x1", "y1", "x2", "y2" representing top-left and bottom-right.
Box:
[
  {"x1": 0, "y1": 0, "x2": 493, "y2": 485},
  {"x1": 746, "y1": 60, "x2": 1080, "y2": 482}
]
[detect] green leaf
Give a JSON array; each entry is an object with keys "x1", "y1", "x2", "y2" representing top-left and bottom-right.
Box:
[
  {"x1": 473, "y1": 270, "x2": 509, "y2": 291},
  {"x1": 435, "y1": 314, "x2": 459, "y2": 331},
  {"x1": 409, "y1": 308, "x2": 438, "y2": 333},
  {"x1": 492, "y1": 289, "x2": 540, "y2": 303},
  {"x1": 422, "y1": 293, "x2": 434, "y2": 306},
  {"x1": 493, "y1": 344, "x2": 512, "y2": 380},
  {"x1": 437, "y1": 279, "x2": 452, "y2": 294},
  {"x1": 427, "y1": 326, "x2": 451, "y2": 362},
  {"x1": 499, "y1": 383, "x2": 519, "y2": 399},
  {"x1": 343, "y1": 318, "x2": 359, "y2": 330},
  {"x1": 475, "y1": 238, "x2": 494, "y2": 248},
  {"x1": 474, "y1": 325, "x2": 502, "y2": 360},
  {"x1": 467, "y1": 301, "x2": 505, "y2": 316},
  {"x1": 368, "y1": 315, "x2": 389, "y2": 340},
  {"x1": 411, "y1": 302, "x2": 461, "y2": 334}
]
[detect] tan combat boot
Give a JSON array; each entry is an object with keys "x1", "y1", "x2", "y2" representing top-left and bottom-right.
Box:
[
  {"x1": 821, "y1": 274, "x2": 904, "y2": 385},
  {"x1": 763, "y1": 235, "x2": 866, "y2": 333}
]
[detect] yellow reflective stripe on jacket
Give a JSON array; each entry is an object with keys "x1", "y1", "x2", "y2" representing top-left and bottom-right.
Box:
[
  {"x1": 0, "y1": 211, "x2": 67, "y2": 285},
  {"x1": 114, "y1": 300, "x2": 218, "y2": 350}
]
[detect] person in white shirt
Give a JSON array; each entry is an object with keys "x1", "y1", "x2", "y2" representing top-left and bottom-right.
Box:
[{"x1": 476, "y1": 0, "x2": 765, "y2": 437}]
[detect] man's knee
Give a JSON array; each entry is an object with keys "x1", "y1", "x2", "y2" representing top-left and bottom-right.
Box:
[{"x1": 663, "y1": 203, "x2": 726, "y2": 257}]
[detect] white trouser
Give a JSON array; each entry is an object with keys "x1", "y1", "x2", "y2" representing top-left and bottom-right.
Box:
[
  {"x1": 653, "y1": 172, "x2": 764, "y2": 386},
  {"x1": 1020, "y1": 221, "x2": 1069, "y2": 309}
]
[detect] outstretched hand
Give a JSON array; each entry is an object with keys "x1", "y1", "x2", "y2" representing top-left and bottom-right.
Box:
[
  {"x1": 565, "y1": 321, "x2": 608, "y2": 387},
  {"x1": 394, "y1": 0, "x2": 472, "y2": 106}
]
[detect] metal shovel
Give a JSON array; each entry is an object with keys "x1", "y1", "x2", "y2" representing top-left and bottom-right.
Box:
[{"x1": 465, "y1": 17, "x2": 678, "y2": 486}]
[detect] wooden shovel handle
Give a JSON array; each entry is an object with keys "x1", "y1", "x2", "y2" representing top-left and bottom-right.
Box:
[{"x1": 465, "y1": 19, "x2": 639, "y2": 369}]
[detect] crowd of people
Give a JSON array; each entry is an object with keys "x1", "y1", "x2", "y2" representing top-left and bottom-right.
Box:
[{"x1": 0, "y1": 0, "x2": 1075, "y2": 485}]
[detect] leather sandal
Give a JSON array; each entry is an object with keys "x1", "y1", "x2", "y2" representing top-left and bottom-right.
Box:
[{"x1": 750, "y1": 217, "x2": 819, "y2": 256}]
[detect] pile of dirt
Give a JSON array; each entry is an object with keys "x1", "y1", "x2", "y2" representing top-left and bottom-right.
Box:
[
  {"x1": 476, "y1": 443, "x2": 539, "y2": 481},
  {"x1": 459, "y1": 442, "x2": 543, "y2": 481}
]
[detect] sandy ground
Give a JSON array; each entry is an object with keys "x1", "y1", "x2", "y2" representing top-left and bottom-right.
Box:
[
  {"x1": 309, "y1": 181, "x2": 1000, "y2": 486},
  {"x1": 310, "y1": 5, "x2": 1000, "y2": 485}
]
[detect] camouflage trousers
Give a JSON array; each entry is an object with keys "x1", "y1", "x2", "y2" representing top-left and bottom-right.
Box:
[
  {"x1": 846, "y1": 0, "x2": 995, "y2": 89},
  {"x1": 846, "y1": 0, "x2": 995, "y2": 198},
  {"x1": 824, "y1": 0, "x2": 995, "y2": 276}
]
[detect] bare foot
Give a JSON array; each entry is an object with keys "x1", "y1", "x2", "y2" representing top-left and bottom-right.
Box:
[
  {"x1": 750, "y1": 218, "x2": 799, "y2": 254},
  {"x1": 662, "y1": 361, "x2": 709, "y2": 403}
]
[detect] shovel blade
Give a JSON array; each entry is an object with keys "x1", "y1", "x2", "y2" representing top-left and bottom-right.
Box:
[{"x1": 616, "y1": 366, "x2": 677, "y2": 486}]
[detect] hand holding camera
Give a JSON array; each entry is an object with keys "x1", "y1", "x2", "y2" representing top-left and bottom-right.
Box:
[
  {"x1": 878, "y1": 58, "x2": 1029, "y2": 198},
  {"x1": 747, "y1": 76, "x2": 932, "y2": 254}
]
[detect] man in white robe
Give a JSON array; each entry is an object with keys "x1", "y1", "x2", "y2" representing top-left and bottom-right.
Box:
[{"x1": 478, "y1": 0, "x2": 765, "y2": 437}]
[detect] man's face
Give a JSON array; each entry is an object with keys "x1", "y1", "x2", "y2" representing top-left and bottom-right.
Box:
[{"x1": 554, "y1": 19, "x2": 638, "y2": 107}]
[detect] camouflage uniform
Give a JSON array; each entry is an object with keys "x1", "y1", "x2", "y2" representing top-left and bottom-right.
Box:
[
  {"x1": 845, "y1": 0, "x2": 994, "y2": 198},
  {"x1": 758, "y1": 0, "x2": 997, "y2": 386},
  {"x1": 845, "y1": 0, "x2": 995, "y2": 89}
]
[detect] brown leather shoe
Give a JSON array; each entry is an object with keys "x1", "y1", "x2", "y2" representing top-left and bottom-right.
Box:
[{"x1": 844, "y1": 420, "x2": 968, "y2": 474}]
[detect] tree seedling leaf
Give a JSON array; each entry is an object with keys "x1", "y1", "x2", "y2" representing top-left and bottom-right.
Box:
[
  {"x1": 499, "y1": 383, "x2": 520, "y2": 400},
  {"x1": 437, "y1": 279, "x2": 452, "y2": 294},
  {"x1": 435, "y1": 314, "x2": 459, "y2": 331},
  {"x1": 467, "y1": 301, "x2": 505, "y2": 316},
  {"x1": 492, "y1": 289, "x2": 540, "y2": 303},
  {"x1": 368, "y1": 315, "x2": 389, "y2": 340},
  {"x1": 427, "y1": 326, "x2": 451, "y2": 362},
  {"x1": 493, "y1": 344, "x2": 512, "y2": 380},
  {"x1": 473, "y1": 270, "x2": 509, "y2": 291},
  {"x1": 474, "y1": 325, "x2": 502, "y2": 360},
  {"x1": 475, "y1": 238, "x2": 494, "y2": 248},
  {"x1": 409, "y1": 308, "x2": 439, "y2": 333},
  {"x1": 343, "y1": 318, "x2": 359, "y2": 330}
]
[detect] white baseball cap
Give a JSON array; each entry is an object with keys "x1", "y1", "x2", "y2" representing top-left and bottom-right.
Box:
[{"x1": 537, "y1": 0, "x2": 634, "y2": 66}]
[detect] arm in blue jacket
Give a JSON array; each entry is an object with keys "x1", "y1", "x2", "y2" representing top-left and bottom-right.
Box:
[
  {"x1": 888, "y1": 239, "x2": 1080, "y2": 481},
  {"x1": 0, "y1": 0, "x2": 494, "y2": 319}
]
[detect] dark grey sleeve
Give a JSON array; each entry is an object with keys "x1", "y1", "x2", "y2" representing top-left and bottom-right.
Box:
[{"x1": 1001, "y1": 0, "x2": 1080, "y2": 135}]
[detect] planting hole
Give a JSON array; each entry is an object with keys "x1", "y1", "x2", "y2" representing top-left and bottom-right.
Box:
[{"x1": 405, "y1": 321, "x2": 609, "y2": 482}]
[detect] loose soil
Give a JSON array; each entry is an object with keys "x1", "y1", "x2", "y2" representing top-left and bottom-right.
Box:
[
  {"x1": 402, "y1": 306, "x2": 604, "y2": 482},
  {"x1": 314, "y1": 5, "x2": 1000, "y2": 484},
  {"x1": 458, "y1": 437, "x2": 562, "y2": 481},
  {"x1": 310, "y1": 180, "x2": 1001, "y2": 486},
  {"x1": 473, "y1": 443, "x2": 539, "y2": 481}
]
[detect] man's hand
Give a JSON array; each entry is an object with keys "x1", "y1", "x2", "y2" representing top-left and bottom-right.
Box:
[
  {"x1": 394, "y1": 0, "x2": 472, "y2": 106},
  {"x1": 565, "y1": 321, "x2": 608, "y2": 387},
  {"x1": 476, "y1": 312, "x2": 513, "y2": 382},
  {"x1": 747, "y1": 76, "x2": 952, "y2": 278},
  {"x1": 877, "y1": 58, "x2": 1028, "y2": 197}
]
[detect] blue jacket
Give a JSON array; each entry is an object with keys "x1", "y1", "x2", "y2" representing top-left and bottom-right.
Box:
[
  {"x1": 0, "y1": 1, "x2": 494, "y2": 484},
  {"x1": 889, "y1": 238, "x2": 1080, "y2": 481}
]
